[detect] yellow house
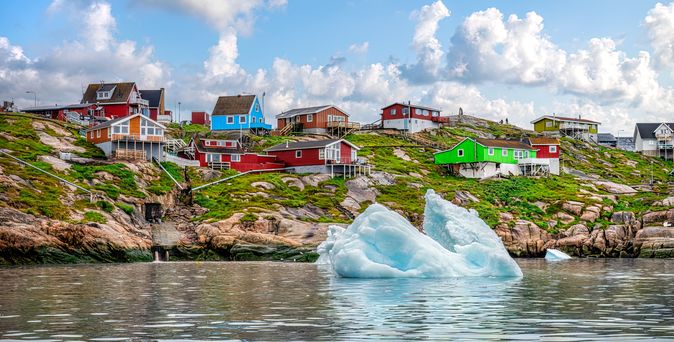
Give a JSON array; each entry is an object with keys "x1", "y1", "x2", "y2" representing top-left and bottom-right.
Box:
[{"x1": 531, "y1": 115, "x2": 600, "y2": 142}]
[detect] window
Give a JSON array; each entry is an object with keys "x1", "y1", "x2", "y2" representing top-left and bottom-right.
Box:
[
  {"x1": 252, "y1": 117, "x2": 256, "y2": 123},
  {"x1": 239, "y1": 115, "x2": 246, "y2": 124},
  {"x1": 550, "y1": 145, "x2": 557, "y2": 153},
  {"x1": 328, "y1": 115, "x2": 333, "y2": 122},
  {"x1": 423, "y1": 110, "x2": 429, "y2": 116},
  {"x1": 231, "y1": 154, "x2": 240, "y2": 162},
  {"x1": 432, "y1": 111, "x2": 439, "y2": 117},
  {"x1": 318, "y1": 148, "x2": 325, "y2": 160},
  {"x1": 457, "y1": 149, "x2": 464, "y2": 157},
  {"x1": 525, "y1": 151, "x2": 529, "y2": 158},
  {"x1": 227, "y1": 116, "x2": 234, "y2": 124},
  {"x1": 96, "y1": 130, "x2": 100, "y2": 138},
  {"x1": 206, "y1": 154, "x2": 220, "y2": 162},
  {"x1": 255, "y1": 103, "x2": 260, "y2": 112},
  {"x1": 391, "y1": 109, "x2": 397, "y2": 115},
  {"x1": 546, "y1": 121, "x2": 552, "y2": 127},
  {"x1": 502, "y1": 149, "x2": 508, "y2": 156},
  {"x1": 108, "y1": 129, "x2": 111, "y2": 138},
  {"x1": 488, "y1": 148, "x2": 494, "y2": 156},
  {"x1": 402, "y1": 107, "x2": 409, "y2": 115},
  {"x1": 415, "y1": 108, "x2": 422, "y2": 115},
  {"x1": 307, "y1": 114, "x2": 313, "y2": 122},
  {"x1": 351, "y1": 150, "x2": 357, "y2": 162},
  {"x1": 514, "y1": 150, "x2": 524, "y2": 160},
  {"x1": 295, "y1": 150, "x2": 302, "y2": 158}
]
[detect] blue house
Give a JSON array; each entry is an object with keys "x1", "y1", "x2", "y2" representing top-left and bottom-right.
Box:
[{"x1": 211, "y1": 94, "x2": 272, "y2": 134}]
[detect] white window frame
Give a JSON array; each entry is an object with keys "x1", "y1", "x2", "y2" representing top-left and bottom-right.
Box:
[
  {"x1": 415, "y1": 108, "x2": 422, "y2": 115},
  {"x1": 307, "y1": 114, "x2": 313, "y2": 122},
  {"x1": 549, "y1": 145, "x2": 557, "y2": 153},
  {"x1": 252, "y1": 117, "x2": 256, "y2": 124},
  {"x1": 328, "y1": 115, "x2": 333, "y2": 122},
  {"x1": 295, "y1": 150, "x2": 302, "y2": 158},
  {"x1": 546, "y1": 121, "x2": 552, "y2": 127},
  {"x1": 423, "y1": 109, "x2": 429, "y2": 116},
  {"x1": 227, "y1": 116, "x2": 234, "y2": 124},
  {"x1": 514, "y1": 150, "x2": 524, "y2": 160},
  {"x1": 239, "y1": 115, "x2": 247, "y2": 124},
  {"x1": 391, "y1": 108, "x2": 397, "y2": 115},
  {"x1": 96, "y1": 130, "x2": 100, "y2": 138},
  {"x1": 231, "y1": 154, "x2": 241, "y2": 162},
  {"x1": 488, "y1": 148, "x2": 494, "y2": 156},
  {"x1": 318, "y1": 148, "x2": 325, "y2": 160},
  {"x1": 502, "y1": 149, "x2": 508, "y2": 157},
  {"x1": 255, "y1": 103, "x2": 260, "y2": 112},
  {"x1": 402, "y1": 107, "x2": 409, "y2": 115},
  {"x1": 457, "y1": 149, "x2": 464, "y2": 157},
  {"x1": 351, "y1": 150, "x2": 357, "y2": 162},
  {"x1": 525, "y1": 151, "x2": 529, "y2": 158}
]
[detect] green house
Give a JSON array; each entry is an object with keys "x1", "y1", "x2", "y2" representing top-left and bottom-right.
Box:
[
  {"x1": 531, "y1": 115, "x2": 600, "y2": 142},
  {"x1": 434, "y1": 138, "x2": 538, "y2": 178}
]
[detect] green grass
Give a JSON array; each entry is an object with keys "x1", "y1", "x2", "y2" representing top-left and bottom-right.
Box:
[
  {"x1": 69, "y1": 163, "x2": 145, "y2": 199},
  {"x1": 0, "y1": 116, "x2": 53, "y2": 160},
  {"x1": 116, "y1": 202, "x2": 135, "y2": 215},
  {"x1": 96, "y1": 200, "x2": 114, "y2": 213},
  {"x1": 83, "y1": 211, "x2": 107, "y2": 224},
  {"x1": 148, "y1": 162, "x2": 185, "y2": 195}
]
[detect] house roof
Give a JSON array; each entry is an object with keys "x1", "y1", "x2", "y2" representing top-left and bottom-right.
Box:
[
  {"x1": 86, "y1": 113, "x2": 166, "y2": 131},
  {"x1": 265, "y1": 138, "x2": 359, "y2": 152},
  {"x1": 191, "y1": 135, "x2": 243, "y2": 154},
  {"x1": 597, "y1": 133, "x2": 617, "y2": 142},
  {"x1": 81, "y1": 82, "x2": 136, "y2": 104},
  {"x1": 527, "y1": 137, "x2": 560, "y2": 145},
  {"x1": 634, "y1": 123, "x2": 674, "y2": 139},
  {"x1": 22, "y1": 103, "x2": 94, "y2": 111},
  {"x1": 212, "y1": 95, "x2": 256, "y2": 116},
  {"x1": 139, "y1": 89, "x2": 163, "y2": 108},
  {"x1": 530, "y1": 115, "x2": 600, "y2": 124},
  {"x1": 381, "y1": 102, "x2": 441, "y2": 112},
  {"x1": 474, "y1": 138, "x2": 535, "y2": 150},
  {"x1": 275, "y1": 105, "x2": 348, "y2": 119}
]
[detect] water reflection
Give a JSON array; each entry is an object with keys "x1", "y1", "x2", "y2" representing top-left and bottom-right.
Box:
[{"x1": 0, "y1": 259, "x2": 672, "y2": 341}]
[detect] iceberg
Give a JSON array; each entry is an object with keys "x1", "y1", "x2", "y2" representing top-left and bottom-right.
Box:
[
  {"x1": 544, "y1": 248, "x2": 572, "y2": 260},
  {"x1": 317, "y1": 189, "x2": 522, "y2": 278}
]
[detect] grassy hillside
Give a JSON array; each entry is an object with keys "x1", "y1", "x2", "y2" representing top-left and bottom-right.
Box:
[{"x1": 1, "y1": 113, "x2": 672, "y2": 236}]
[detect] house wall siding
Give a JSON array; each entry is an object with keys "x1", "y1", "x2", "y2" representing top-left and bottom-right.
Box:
[
  {"x1": 269, "y1": 148, "x2": 323, "y2": 166},
  {"x1": 277, "y1": 107, "x2": 348, "y2": 130},
  {"x1": 211, "y1": 96, "x2": 271, "y2": 131}
]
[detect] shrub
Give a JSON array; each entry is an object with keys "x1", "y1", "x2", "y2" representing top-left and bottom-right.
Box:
[
  {"x1": 96, "y1": 200, "x2": 114, "y2": 213},
  {"x1": 116, "y1": 202, "x2": 135, "y2": 216},
  {"x1": 83, "y1": 211, "x2": 107, "y2": 223}
]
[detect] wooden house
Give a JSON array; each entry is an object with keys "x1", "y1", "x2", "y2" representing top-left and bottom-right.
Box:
[
  {"x1": 139, "y1": 88, "x2": 171, "y2": 122},
  {"x1": 275, "y1": 105, "x2": 357, "y2": 135},
  {"x1": 525, "y1": 137, "x2": 560, "y2": 175},
  {"x1": 634, "y1": 123, "x2": 674, "y2": 160},
  {"x1": 85, "y1": 113, "x2": 165, "y2": 161},
  {"x1": 265, "y1": 139, "x2": 368, "y2": 176},
  {"x1": 184, "y1": 135, "x2": 284, "y2": 171},
  {"x1": 380, "y1": 102, "x2": 450, "y2": 133},
  {"x1": 434, "y1": 138, "x2": 547, "y2": 178},
  {"x1": 81, "y1": 82, "x2": 150, "y2": 120},
  {"x1": 531, "y1": 115, "x2": 600, "y2": 142},
  {"x1": 210, "y1": 94, "x2": 271, "y2": 134}
]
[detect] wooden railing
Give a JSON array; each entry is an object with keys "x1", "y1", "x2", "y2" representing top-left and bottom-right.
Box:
[
  {"x1": 327, "y1": 121, "x2": 360, "y2": 129},
  {"x1": 112, "y1": 133, "x2": 165, "y2": 142},
  {"x1": 113, "y1": 149, "x2": 146, "y2": 160},
  {"x1": 278, "y1": 123, "x2": 295, "y2": 136}
]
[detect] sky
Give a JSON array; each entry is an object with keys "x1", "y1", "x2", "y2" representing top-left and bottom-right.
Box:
[{"x1": 2, "y1": 0, "x2": 674, "y2": 135}]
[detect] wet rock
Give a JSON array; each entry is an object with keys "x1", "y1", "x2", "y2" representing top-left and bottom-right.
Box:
[
  {"x1": 562, "y1": 201, "x2": 584, "y2": 216},
  {"x1": 495, "y1": 220, "x2": 551, "y2": 257},
  {"x1": 634, "y1": 227, "x2": 674, "y2": 258}
]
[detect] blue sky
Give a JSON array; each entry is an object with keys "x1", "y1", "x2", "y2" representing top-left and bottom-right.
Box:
[{"x1": 2, "y1": 0, "x2": 674, "y2": 132}]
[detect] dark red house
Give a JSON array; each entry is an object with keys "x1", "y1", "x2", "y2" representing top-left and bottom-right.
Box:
[
  {"x1": 22, "y1": 103, "x2": 98, "y2": 124},
  {"x1": 184, "y1": 135, "x2": 284, "y2": 172},
  {"x1": 140, "y1": 88, "x2": 170, "y2": 122},
  {"x1": 191, "y1": 111, "x2": 211, "y2": 125},
  {"x1": 381, "y1": 102, "x2": 449, "y2": 133},
  {"x1": 265, "y1": 139, "x2": 365, "y2": 175},
  {"x1": 526, "y1": 137, "x2": 560, "y2": 175},
  {"x1": 276, "y1": 105, "x2": 355, "y2": 135},
  {"x1": 80, "y1": 82, "x2": 149, "y2": 120}
]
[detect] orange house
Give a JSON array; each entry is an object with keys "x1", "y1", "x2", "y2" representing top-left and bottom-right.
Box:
[
  {"x1": 85, "y1": 113, "x2": 166, "y2": 161},
  {"x1": 276, "y1": 105, "x2": 353, "y2": 134}
]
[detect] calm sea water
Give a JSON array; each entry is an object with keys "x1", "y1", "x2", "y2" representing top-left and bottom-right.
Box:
[{"x1": 0, "y1": 259, "x2": 673, "y2": 341}]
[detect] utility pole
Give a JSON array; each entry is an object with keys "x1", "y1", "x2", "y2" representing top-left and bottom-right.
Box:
[
  {"x1": 178, "y1": 102, "x2": 181, "y2": 123},
  {"x1": 26, "y1": 90, "x2": 37, "y2": 107}
]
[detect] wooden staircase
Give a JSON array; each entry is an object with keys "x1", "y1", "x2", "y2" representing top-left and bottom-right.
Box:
[{"x1": 278, "y1": 123, "x2": 295, "y2": 136}]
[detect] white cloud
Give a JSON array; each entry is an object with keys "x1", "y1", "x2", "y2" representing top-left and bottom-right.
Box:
[
  {"x1": 348, "y1": 41, "x2": 369, "y2": 54},
  {"x1": 402, "y1": 0, "x2": 450, "y2": 82},
  {"x1": 84, "y1": 1, "x2": 116, "y2": 51},
  {"x1": 644, "y1": 2, "x2": 674, "y2": 72}
]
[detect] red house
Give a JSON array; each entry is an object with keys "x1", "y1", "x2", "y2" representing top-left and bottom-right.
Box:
[
  {"x1": 184, "y1": 135, "x2": 284, "y2": 172},
  {"x1": 265, "y1": 139, "x2": 367, "y2": 176},
  {"x1": 526, "y1": 137, "x2": 560, "y2": 175},
  {"x1": 381, "y1": 102, "x2": 450, "y2": 133},
  {"x1": 22, "y1": 103, "x2": 97, "y2": 124},
  {"x1": 191, "y1": 111, "x2": 211, "y2": 126},
  {"x1": 276, "y1": 105, "x2": 356, "y2": 135},
  {"x1": 139, "y1": 88, "x2": 170, "y2": 122},
  {"x1": 81, "y1": 82, "x2": 149, "y2": 120}
]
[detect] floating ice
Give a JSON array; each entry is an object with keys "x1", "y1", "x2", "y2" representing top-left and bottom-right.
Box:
[
  {"x1": 545, "y1": 249, "x2": 572, "y2": 260},
  {"x1": 317, "y1": 189, "x2": 522, "y2": 278}
]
